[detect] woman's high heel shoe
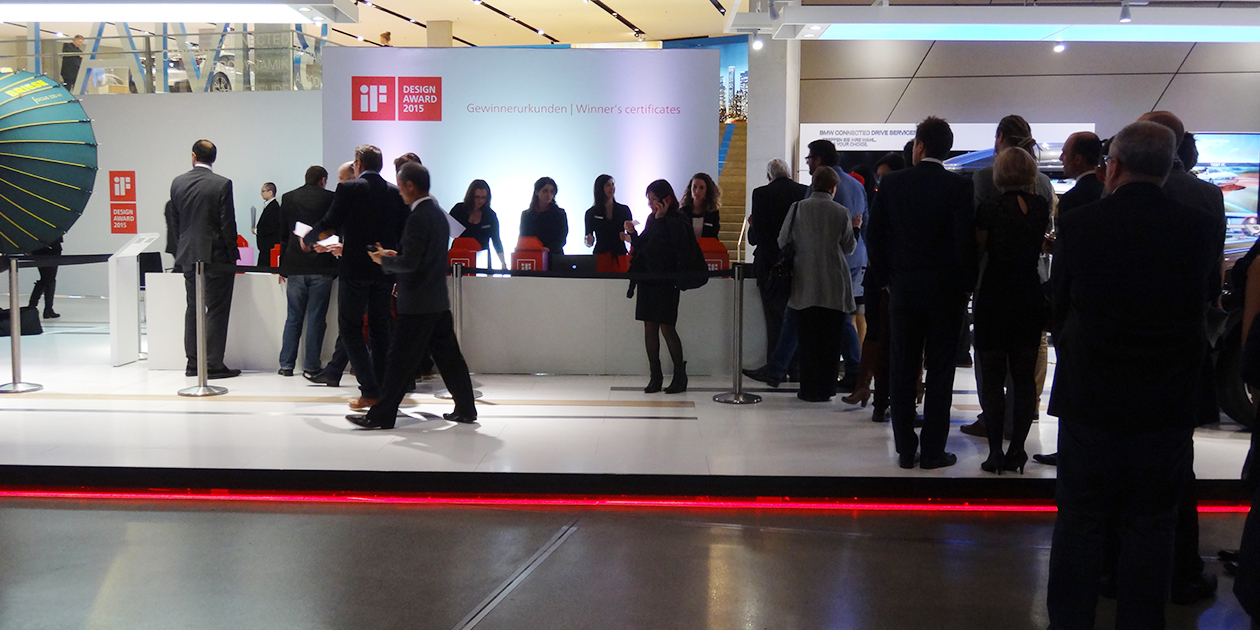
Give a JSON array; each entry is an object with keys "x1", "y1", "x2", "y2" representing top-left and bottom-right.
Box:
[
  {"x1": 980, "y1": 452, "x2": 1005, "y2": 475},
  {"x1": 1003, "y1": 450, "x2": 1028, "y2": 474},
  {"x1": 841, "y1": 385, "x2": 872, "y2": 407}
]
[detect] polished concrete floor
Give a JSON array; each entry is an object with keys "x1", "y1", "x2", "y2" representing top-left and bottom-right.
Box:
[{"x1": 0, "y1": 498, "x2": 1250, "y2": 629}]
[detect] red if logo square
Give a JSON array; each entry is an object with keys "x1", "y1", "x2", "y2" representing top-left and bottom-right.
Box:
[
  {"x1": 111, "y1": 203, "x2": 137, "y2": 234},
  {"x1": 109, "y1": 171, "x2": 135, "y2": 202},
  {"x1": 351, "y1": 76, "x2": 395, "y2": 121},
  {"x1": 398, "y1": 77, "x2": 441, "y2": 121}
]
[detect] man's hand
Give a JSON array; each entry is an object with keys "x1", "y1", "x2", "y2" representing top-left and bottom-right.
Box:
[
  {"x1": 315, "y1": 241, "x2": 343, "y2": 257},
  {"x1": 852, "y1": 213, "x2": 863, "y2": 229},
  {"x1": 299, "y1": 239, "x2": 311, "y2": 253},
  {"x1": 368, "y1": 242, "x2": 396, "y2": 265},
  {"x1": 278, "y1": 275, "x2": 286, "y2": 285}
]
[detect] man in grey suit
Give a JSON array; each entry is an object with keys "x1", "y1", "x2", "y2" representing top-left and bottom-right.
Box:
[{"x1": 165, "y1": 139, "x2": 240, "y2": 378}]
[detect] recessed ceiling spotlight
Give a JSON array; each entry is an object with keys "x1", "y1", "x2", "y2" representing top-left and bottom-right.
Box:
[
  {"x1": 356, "y1": 35, "x2": 364, "y2": 41},
  {"x1": 313, "y1": 15, "x2": 324, "y2": 20},
  {"x1": 804, "y1": 33, "x2": 816, "y2": 38},
  {"x1": 298, "y1": 5, "x2": 310, "y2": 11},
  {"x1": 409, "y1": 18, "x2": 415, "y2": 22},
  {"x1": 809, "y1": 25, "x2": 822, "y2": 31},
  {"x1": 537, "y1": 28, "x2": 545, "y2": 35},
  {"x1": 752, "y1": 38, "x2": 764, "y2": 50},
  {"x1": 1053, "y1": 42, "x2": 1066, "y2": 52},
  {"x1": 54, "y1": 31, "x2": 65, "y2": 37}
]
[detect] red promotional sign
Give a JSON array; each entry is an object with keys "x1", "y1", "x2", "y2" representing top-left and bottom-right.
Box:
[
  {"x1": 398, "y1": 77, "x2": 442, "y2": 121},
  {"x1": 111, "y1": 203, "x2": 137, "y2": 234},
  {"x1": 351, "y1": 76, "x2": 395, "y2": 121},
  {"x1": 109, "y1": 171, "x2": 135, "y2": 202}
]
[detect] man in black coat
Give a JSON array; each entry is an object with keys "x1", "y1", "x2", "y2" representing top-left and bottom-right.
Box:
[
  {"x1": 867, "y1": 116, "x2": 977, "y2": 470},
  {"x1": 1045, "y1": 121, "x2": 1223, "y2": 630},
  {"x1": 349, "y1": 162, "x2": 477, "y2": 429},
  {"x1": 276, "y1": 166, "x2": 336, "y2": 378},
  {"x1": 165, "y1": 139, "x2": 240, "y2": 378},
  {"x1": 1056, "y1": 131, "x2": 1105, "y2": 218},
  {"x1": 255, "y1": 182, "x2": 282, "y2": 267},
  {"x1": 60, "y1": 35, "x2": 83, "y2": 89},
  {"x1": 748, "y1": 158, "x2": 808, "y2": 362},
  {"x1": 303, "y1": 145, "x2": 408, "y2": 410}
]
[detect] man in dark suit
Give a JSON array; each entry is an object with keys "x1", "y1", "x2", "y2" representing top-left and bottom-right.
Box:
[
  {"x1": 349, "y1": 162, "x2": 477, "y2": 429},
  {"x1": 303, "y1": 145, "x2": 408, "y2": 410},
  {"x1": 255, "y1": 182, "x2": 282, "y2": 268},
  {"x1": 276, "y1": 166, "x2": 336, "y2": 378},
  {"x1": 867, "y1": 116, "x2": 976, "y2": 470},
  {"x1": 165, "y1": 139, "x2": 240, "y2": 379},
  {"x1": 1045, "y1": 121, "x2": 1223, "y2": 629},
  {"x1": 1056, "y1": 131, "x2": 1105, "y2": 218},
  {"x1": 748, "y1": 158, "x2": 808, "y2": 363}
]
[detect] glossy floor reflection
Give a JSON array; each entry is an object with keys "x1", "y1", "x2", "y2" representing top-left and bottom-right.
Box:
[
  {"x1": 0, "y1": 306, "x2": 1250, "y2": 479},
  {"x1": 0, "y1": 498, "x2": 1249, "y2": 629}
]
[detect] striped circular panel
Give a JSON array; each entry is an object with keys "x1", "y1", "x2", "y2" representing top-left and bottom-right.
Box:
[{"x1": 0, "y1": 70, "x2": 97, "y2": 255}]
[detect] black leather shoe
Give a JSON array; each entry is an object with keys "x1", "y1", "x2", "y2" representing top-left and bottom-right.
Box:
[
  {"x1": 443, "y1": 412, "x2": 478, "y2": 424},
  {"x1": 304, "y1": 370, "x2": 340, "y2": 387},
  {"x1": 346, "y1": 414, "x2": 395, "y2": 430},
  {"x1": 43, "y1": 310, "x2": 59, "y2": 319},
  {"x1": 919, "y1": 452, "x2": 958, "y2": 470},
  {"x1": 278, "y1": 368, "x2": 294, "y2": 377},
  {"x1": 1171, "y1": 572, "x2": 1218, "y2": 605},
  {"x1": 1033, "y1": 452, "x2": 1059, "y2": 466},
  {"x1": 207, "y1": 368, "x2": 242, "y2": 379},
  {"x1": 836, "y1": 375, "x2": 858, "y2": 393},
  {"x1": 742, "y1": 367, "x2": 780, "y2": 388},
  {"x1": 185, "y1": 367, "x2": 197, "y2": 377},
  {"x1": 898, "y1": 452, "x2": 919, "y2": 469}
]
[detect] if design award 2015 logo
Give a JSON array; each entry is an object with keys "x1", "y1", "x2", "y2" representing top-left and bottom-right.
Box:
[{"x1": 352, "y1": 76, "x2": 441, "y2": 121}]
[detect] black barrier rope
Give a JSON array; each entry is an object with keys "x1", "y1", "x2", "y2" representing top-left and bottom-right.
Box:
[
  {"x1": 1, "y1": 254, "x2": 114, "y2": 268},
  {"x1": 203, "y1": 261, "x2": 748, "y2": 282}
]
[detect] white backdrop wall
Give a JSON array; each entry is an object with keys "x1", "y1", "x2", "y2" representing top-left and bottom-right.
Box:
[
  {"x1": 321, "y1": 47, "x2": 719, "y2": 254},
  {"x1": 31, "y1": 90, "x2": 323, "y2": 298}
]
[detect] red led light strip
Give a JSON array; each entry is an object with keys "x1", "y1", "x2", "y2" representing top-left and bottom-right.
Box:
[{"x1": 0, "y1": 489, "x2": 1248, "y2": 513}]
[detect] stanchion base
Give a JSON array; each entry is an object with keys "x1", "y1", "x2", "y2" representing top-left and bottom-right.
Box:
[
  {"x1": 713, "y1": 392, "x2": 762, "y2": 405},
  {"x1": 178, "y1": 385, "x2": 228, "y2": 397},
  {"x1": 0, "y1": 382, "x2": 42, "y2": 394},
  {"x1": 435, "y1": 389, "x2": 484, "y2": 400}
]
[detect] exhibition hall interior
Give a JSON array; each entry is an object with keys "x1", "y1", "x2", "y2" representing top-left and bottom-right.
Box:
[{"x1": 2, "y1": 0, "x2": 1260, "y2": 627}]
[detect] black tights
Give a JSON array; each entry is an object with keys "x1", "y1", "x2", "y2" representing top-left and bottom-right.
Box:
[
  {"x1": 978, "y1": 348, "x2": 1038, "y2": 459},
  {"x1": 644, "y1": 322, "x2": 684, "y2": 368}
]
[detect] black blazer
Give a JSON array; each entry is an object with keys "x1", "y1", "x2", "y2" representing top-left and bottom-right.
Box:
[
  {"x1": 520, "y1": 206, "x2": 569, "y2": 254},
  {"x1": 681, "y1": 203, "x2": 720, "y2": 238},
  {"x1": 166, "y1": 166, "x2": 239, "y2": 268},
  {"x1": 584, "y1": 202, "x2": 633, "y2": 257},
  {"x1": 1056, "y1": 172, "x2": 1105, "y2": 218},
  {"x1": 449, "y1": 202, "x2": 505, "y2": 254},
  {"x1": 749, "y1": 176, "x2": 809, "y2": 280},
  {"x1": 304, "y1": 171, "x2": 408, "y2": 281},
  {"x1": 1049, "y1": 182, "x2": 1222, "y2": 432},
  {"x1": 278, "y1": 183, "x2": 336, "y2": 273},
  {"x1": 381, "y1": 198, "x2": 451, "y2": 315},
  {"x1": 255, "y1": 198, "x2": 283, "y2": 265},
  {"x1": 867, "y1": 160, "x2": 976, "y2": 292}
]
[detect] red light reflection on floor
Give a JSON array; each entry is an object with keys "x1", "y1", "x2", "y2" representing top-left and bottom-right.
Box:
[{"x1": 0, "y1": 489, "x2": 1248, "y2": 513}]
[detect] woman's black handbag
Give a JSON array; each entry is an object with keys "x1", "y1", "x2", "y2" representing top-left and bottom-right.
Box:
[
  {"x1": 764, "y1": 203, "x2": 798, "y2": 296},
  {"x1": 1242, "y1": 315, "x2": 1260, "y2": 390}
]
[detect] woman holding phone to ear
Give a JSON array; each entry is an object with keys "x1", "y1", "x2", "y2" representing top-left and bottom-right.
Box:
[{"x1": 625, "y1": 179, "x2": 693, "y2": 394}]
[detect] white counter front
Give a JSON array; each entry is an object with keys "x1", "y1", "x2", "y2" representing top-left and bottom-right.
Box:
[{"x1": 146, "y1": 272, "x2": 768, "y2": 376}]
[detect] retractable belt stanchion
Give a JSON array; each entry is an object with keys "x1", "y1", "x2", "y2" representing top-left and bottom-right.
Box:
[
  {"x1": 0, "y1": 257, "x2": 41, "y2": 393},
  {"x1": 437, "y1": 261, "x2": 482, "y2": 400},
  {"x1": 714, "y1": 263, "x2": 760, "y2": 405},
  {"x1": 178, "y1": 261, "x2": 227, "y2": 397}
]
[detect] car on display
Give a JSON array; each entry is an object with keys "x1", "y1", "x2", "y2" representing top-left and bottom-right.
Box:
[{"x1": 944, "y1": 140, "x2": 1260, "y2": 427}]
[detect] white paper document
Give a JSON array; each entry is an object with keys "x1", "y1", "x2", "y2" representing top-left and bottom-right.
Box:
[
  {"x1": 445, "y1": 212, "x2": 467, "y2": 239},
  {"x1": 316, "y1": 234, "x2": 340, "y2": 247},
  {"x1": 293, "y1": 221, "x2": 312, "y2": 238}
]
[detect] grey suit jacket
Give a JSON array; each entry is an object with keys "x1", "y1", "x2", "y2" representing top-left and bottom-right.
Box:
[
  {"x1": 381, "y1": 198, "x2": 451, "y2": 315},
  {"x1": 166, "y1": 166, "x2": 238, "y2": 268},
  {"x1": 780, "y1": 191, "x2": 857, "y2": 312}
]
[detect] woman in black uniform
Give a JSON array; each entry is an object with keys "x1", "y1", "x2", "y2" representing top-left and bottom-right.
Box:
[
  {"x1": 679, "y1": 172, "x2": 721, "y2": 239},
  {"x1": 625, "y1": 179, "x2": 693, "y2": 394},
  {"x1": 449, "y1": 179, "x2": 507, "y2": 269},
  {"x1": 584, "y1": 174, "x2": 633, "y2": 272},
  {"x1": 519, "y1": 176, "x2": 568, "y2": 255}
]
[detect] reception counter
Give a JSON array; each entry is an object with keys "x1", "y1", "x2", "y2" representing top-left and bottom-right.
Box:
[{"x1": 145, "y1": 272, "x2": 769, "y2": 376}]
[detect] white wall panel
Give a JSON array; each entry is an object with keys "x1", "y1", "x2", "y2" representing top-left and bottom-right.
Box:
[
  {"x1": 1180, "y1": 43, "x2": 1260, "y2": 73},
  {"x1": 915, "y1": 41, "x2": 1191, "y2": 77},
  {"x1": 801, "y1": 40, "x2": 931, "y2": 79},
  {"x1": 800, "y1": 78, "x2": 911, "y2": 123},
  {"x1": 1156, "y1": 73, "x2": 1260, "y2": 132}
]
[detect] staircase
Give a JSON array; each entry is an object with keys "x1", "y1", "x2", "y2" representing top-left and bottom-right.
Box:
[{"x1": 716, "y1": 121, "x2": 747, "y2": 262}]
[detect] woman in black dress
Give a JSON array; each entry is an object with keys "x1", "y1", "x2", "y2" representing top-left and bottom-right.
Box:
[
  {"x1": 679, "y1": 172, "x2": 721, "y2": 239},
  {"x1": 584, "y1": 174, "x2": 633, "y2": 272},
  {"x1": 974, "y1": 147, "x2": 1052, "y2": 474},
  {"x1": 449, "y1": 179, "x2": 507, "y2": 269},
  {"x1": 519, "y1": 177, "x2": 568, "y2": 255},
  {"x1": 625, "y1": 179, "x2": 693, "y2": 394}
]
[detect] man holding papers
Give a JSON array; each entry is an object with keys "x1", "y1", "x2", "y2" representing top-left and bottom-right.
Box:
[
  {"x1": 302, "y1": 145, "x2": 409, "y2": 410},
  {"x1": 277, "y1": 165, "x2": 336, "y2": 377}
]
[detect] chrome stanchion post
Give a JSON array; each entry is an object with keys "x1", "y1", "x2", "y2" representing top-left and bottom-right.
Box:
[
  {"x1": 436, "y1": 261, "x2": 482, "y2": 400},
  {"x1": 0, "y1": 256, "x2": 41, "y2": 393},
  {"x1": 714, "y1": 263, "x2": 760, "y2": 404},
  {"x1": 178, "y1": 261, "x2": 227, "y2": 397}
]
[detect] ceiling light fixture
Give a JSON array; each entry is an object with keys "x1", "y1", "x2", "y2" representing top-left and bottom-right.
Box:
[
  {"x1": 752, "y1": 37, "x2": 764, "y2": 50},
  {"x1": 1053, "y1": 42, "x2": 1066, "y2": 52},
  {"x1": 1119, "y1": 0, "x2": 1132, "y2": 23},
  {"x1": 473, "y1": 0, "x2": 560, "y2": 43}
]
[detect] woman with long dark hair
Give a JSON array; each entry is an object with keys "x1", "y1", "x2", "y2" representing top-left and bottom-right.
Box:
[
  {"x1": 584, "y1": 174, "x2": 633, "y2": 272},
  {"x1": 519, "y1": 176, "x2": 568, "y2": 255},
  {"x1": 625, "y1": 179, "x2": 694, "y2": 394},
  {"x1": 449, "y1": 179, "x2": 507, "y2": 269},
  {"x1": 679, "y1": 172, "x2": 721, "y2": 239}
]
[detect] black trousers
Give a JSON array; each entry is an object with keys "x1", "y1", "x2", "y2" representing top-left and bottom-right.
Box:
[
  {"x1": 977, "y1": 348, "x2": 1038, "y2": 455},
  {"x1": 28, "y1": 264, "x2": 57, "y2": 311},
  {"x1": 1235, "y1": 410, "x2": 1260, "y2": 623},
  {"x1": 888, "y1": 282, "x2": 965, "y2": 458},
  {"x1": 183, "y1": 269, "x2": 235, "y2": 370},
  {"x1": 758, "y1": 279, "x2": 789, "y2": 366},
  {"x1": 337, "y1": 277, "x2": 393, "y2": 399},
  {"x1": 1047, "y1": 420, "x2": 1193, "y2": 630},
  {"x1": 366, "y1": 310, "x2": 476, "y2": 422},
  {"x1": 797, "y1": 306, "x2": 844, "y2": 401}
]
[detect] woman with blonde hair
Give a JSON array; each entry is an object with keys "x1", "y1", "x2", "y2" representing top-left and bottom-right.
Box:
[{"x1": 973, "y1": 147, "x2": 1051, "y2": 474}]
